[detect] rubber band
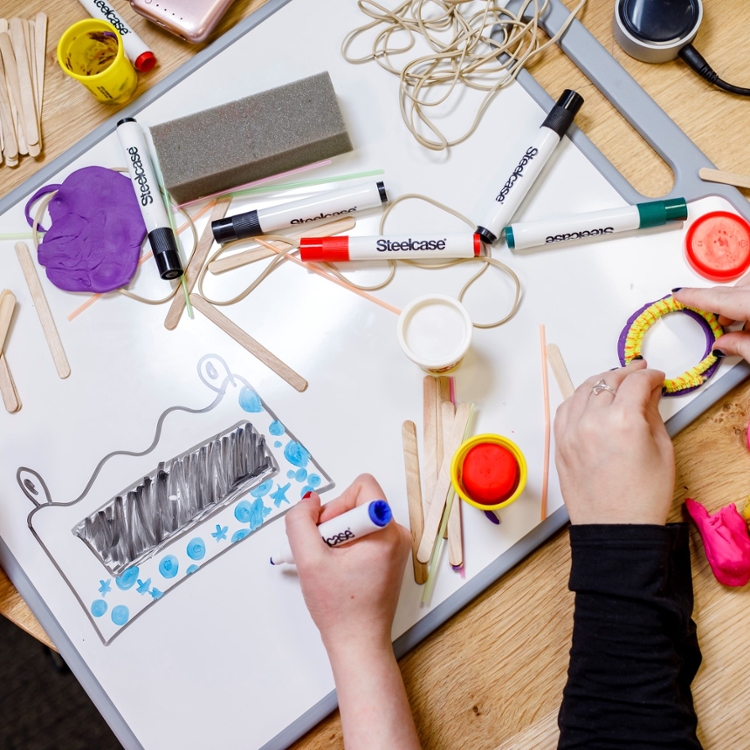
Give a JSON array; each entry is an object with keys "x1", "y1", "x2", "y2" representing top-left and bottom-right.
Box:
[{"x1": 617, "y1": 294, "x2": 723, "y2": 396}]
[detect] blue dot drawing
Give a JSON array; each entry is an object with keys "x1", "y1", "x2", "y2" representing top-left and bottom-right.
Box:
[
  {"x1": 269, "y1": 420, "x2": 285, "y2": 436},
  {"x1": 159, "y1": 555, "x2": 179, "y2": 579},
  {"x1": 308, "y1": 474, "x2": 321, "y2": 488},
  {"x1": 91, "y1": 600, "x2": 107, "y2": 618},
  {"x1": 286, "y1": 470, "x2": 296, "y2": 479},
  {"x1": 250, "y1": 479, "x2": 273, "y2": 498},
  {"x1": 187, "y1": 537, "x2": 206, "y2": 560},
  {"x1": 284, "y1": 441, "x2": 310, "y2": 468},
  {"x1": 136, "y1": 578, "x2": 152, "y2": 595},
  {"x1": 150, "y1": 588, "x2": 163, "y2": 600},
  {"x1": 270, "y1": 483, "x2": 291, "y2": 508},
  {"x1": 212, "y1": 524, "x2": 228, "y2": 542},
  {"x1": 300, "y1": 485, "x2": 313, "y2": 498},
  {"x1": 235, "y1": 497, "x2": 272, "y2": 530},
  {"x1": 238, "y1": 386, "x2": 262, "y2": 413},
  {"x1": 115, "y1": 567, "x2": 139, "y2": 590},
  {"x1": 111, "y1": 605, "x2": 129, "y2": 626},
  {"x1": 231, "y1": 528, "x2": 250, "y2": 543},
  {"x1": 274, "y1": 441, "x2": 282, "y2": 448},
  {"x1": 295, "y1": 468, "x2": 308, "y2": 482},
  {"x1": 186, "y1": 564, "x2": 200, "y2": 575},
  {"x1": 98, "y1": 579, "x2": 112, "y2": 596}
]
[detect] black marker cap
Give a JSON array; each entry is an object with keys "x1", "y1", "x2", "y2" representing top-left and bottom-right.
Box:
[
  {"x1": 377, "y1": 181, "x2": 388, "y2": 203},
  {"x1": 212, "y1": 210, "x2": 262, "y2": 243},
  {"x1": 475, "y1": 225, "x2": 497, "y2": 245},
  {"x1": 148, "y1": 227, "x2": 183, "y2": 280},
  {"x1": 117, "y1": 117, "x2": 137, "y2": 126},
  {"x1": 541, "y1": 89, "x2": 584, "y2": 139}
]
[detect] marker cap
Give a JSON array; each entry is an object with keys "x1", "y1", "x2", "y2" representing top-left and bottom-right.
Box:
[
  {"x1": 541, "y1": 89, "x2": 584, "y2": 138},
  {"x1": 475, "y1": 226, "x2": 497, "y2": 245},
  {"x1": 135, "y1": 51, "x2": 156, "y2": 72},
  {"x1": 212, "y1": 210, "x2": 262, "y2": 243},
  {"x1": 637, "y1": 197, "x2": 688, "y2": 228},
  {"x1": 685, "y1": 211, "x2": 750, "y2": 282},
  {"x1": 148, "y1": 227, "x2": 184, "y2": 280},
  {"x1": 299, "y1": 237, "x2": 348, "y2": 262},
  {"x1": 368, "y1": 500, "x2": 392, "y2": 527}
]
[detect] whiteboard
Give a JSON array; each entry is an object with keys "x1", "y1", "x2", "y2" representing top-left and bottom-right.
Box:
[{"x1": 0, "y1": 0, "x2": 745, "y2": 747}]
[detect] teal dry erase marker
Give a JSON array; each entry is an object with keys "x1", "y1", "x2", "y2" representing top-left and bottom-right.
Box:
[{"x1": 504, "y1": 198, "x2": 688, "y2": 250}]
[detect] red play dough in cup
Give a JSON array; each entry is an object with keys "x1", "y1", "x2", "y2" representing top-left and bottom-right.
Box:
[
  {"x1": 685, "y1": 211, "x2": 750, "y2": 282},
  {"x1": 461, "y1": 443, "x2": 519, "y2": 505}
]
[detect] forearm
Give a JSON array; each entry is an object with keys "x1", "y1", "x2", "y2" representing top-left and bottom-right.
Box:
[
  {"x1": 327, "y1": 637, "x2": 421, "y2": 750},
  {"x1": 558, "y1": 524, "x2": 702, "y2": 750}
]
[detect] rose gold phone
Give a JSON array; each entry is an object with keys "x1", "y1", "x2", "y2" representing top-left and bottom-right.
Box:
[{"x1": 130, "y1": 0, "x2": 235, "y2": 44}]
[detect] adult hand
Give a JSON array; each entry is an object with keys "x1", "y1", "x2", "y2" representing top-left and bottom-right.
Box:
[
  {"x1": 674, "y1": 286, "x2": 750, "y2": 359},
  {"x1": 554, "y1": 360, "x2": 675, "y2": 525},
  {"x1": 284, "y1": 473, "x2": 411, "y2": 652}
]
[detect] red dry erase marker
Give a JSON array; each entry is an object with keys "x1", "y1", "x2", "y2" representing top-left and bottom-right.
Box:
[{"x1": 300, "y1": 234, "x2": 483, "y2": 262}]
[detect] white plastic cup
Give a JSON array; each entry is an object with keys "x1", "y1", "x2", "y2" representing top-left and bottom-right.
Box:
[{"x1": 397, "y1": 294, "x2": 473, "y2": 373}]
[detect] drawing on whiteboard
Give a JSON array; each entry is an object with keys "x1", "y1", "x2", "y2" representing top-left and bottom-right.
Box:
[{"x1": 16, "y1": 355, "x2": 334, "y2": 645}]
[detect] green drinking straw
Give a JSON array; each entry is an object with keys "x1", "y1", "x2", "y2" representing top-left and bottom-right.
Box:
[{"x1": 0, "y1": 233, "x2": 34, "y2": 241}]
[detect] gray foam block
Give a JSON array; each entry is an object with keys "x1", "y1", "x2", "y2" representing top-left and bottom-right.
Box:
[{"x1": 150, "y1": 72, "x2": 353, "y2": 204}]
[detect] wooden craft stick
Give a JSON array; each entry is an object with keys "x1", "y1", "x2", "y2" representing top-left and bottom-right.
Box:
[
  {"x1": 0, "y1": 353, "x2": 20, "y2": 413},
  {"x1": 441, "y1": 399, "x2": 460, "y2": 549},
  {"x1": 0, "y1": 56, "x2": 16, "y2": 165},
  {"x1": 164, "y1": 197, "x2": 231, "y2": 330},
  {"x1": 190, "y1": 293, "x2": 307, "y2": 392},
  {"x1": 540, "y1": 325, "x2": 550, "y2": 522},
  {"x1": 209, "y1": 217, "x2": 356, "y2": 275},
  {"x1": 0, "y1": 31, "x2": 26, "y2": 156},
  {"x1": 417, "y1": 402, "x2": 471, "y2": 563},
  {"x1": 440, "y1": 398, "x2": 455, "y2": 540},
  {"x1": 0, "y1": 20, "x2": 7, "y2": 34},
  {"x1": 15, "y1": 242, "x2": 70, "y2": 379},
  {"x1": 546, "y1": 343, "x2": 575, "y2": 399},
  {"x1": 8, "y1": 20, "x2": 39, "y2": 151},
  {"x1": 0, "y1": 290, "x2": 16, "y2": 354},
  {"x1": 699, "y1": 167, "x2": 750, "y2": 191},
  {"x1": 422, "y1": 375, "x2": 439, "y2": 517},
  {"x1": 448, "y1": 491, "x2": 463, "y2": 567},
  {"x1": 33, "y1": 14, "x2": 46, "y2": 121},
  {"x1": 402, "y1": 420, "x2": 429, "y2": 585}
]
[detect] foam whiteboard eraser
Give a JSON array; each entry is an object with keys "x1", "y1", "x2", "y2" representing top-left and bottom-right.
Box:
[{"x1": 150, "y1": 72, "x2": 353, "y2": 205}]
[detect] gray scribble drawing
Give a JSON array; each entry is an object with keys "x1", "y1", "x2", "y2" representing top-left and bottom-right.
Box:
[{"x1": 73, "y1": 421, "x2": 278, "y2": 576}]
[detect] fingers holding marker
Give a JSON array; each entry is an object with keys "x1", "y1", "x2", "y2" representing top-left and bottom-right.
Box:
[
  {"x1": 285, "y1": 492, "x2": 326, "y2": 566},
  {"x1": 318, "y1": 473, "x2": 387, "y2": 524}
]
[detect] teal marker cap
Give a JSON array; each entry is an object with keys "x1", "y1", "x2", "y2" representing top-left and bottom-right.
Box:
[
  {"x1": 637, "y1": 197, "x2": 688, "y2": 229},
  {"x1": 504, "y1": 226, "x2": 515, "y2": 249}
]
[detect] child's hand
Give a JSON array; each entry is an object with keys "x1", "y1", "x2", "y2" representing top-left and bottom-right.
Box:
[
  {"x1": 554, "y1": 360, "x2": 675, "y2": 525},
  {"x1": 674, "y1": 286, "x2": 750, "y2": 358},
  {"x1": 284, "y1": 474, "x2": 412, "y2": 653}
]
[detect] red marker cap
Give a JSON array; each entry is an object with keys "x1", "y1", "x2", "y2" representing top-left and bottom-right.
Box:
[
  {"x1": 299, "y1": 237, "x2": 348, "y2": 262},
  {"x1": 135, "y1": 51, "x2": 157, "y2": 73},
  {"x1": 685, "y1": 211, "x2": 750, "y2": 282}
]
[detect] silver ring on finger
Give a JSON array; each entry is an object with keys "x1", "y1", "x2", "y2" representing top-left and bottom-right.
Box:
[{"x1": 591, "y1": 379, "x2": 617, "y2": 397}]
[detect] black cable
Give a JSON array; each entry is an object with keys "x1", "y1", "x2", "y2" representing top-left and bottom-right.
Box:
[{"x1": 678, "y1": 43, "x2": 750, "y2": 96}]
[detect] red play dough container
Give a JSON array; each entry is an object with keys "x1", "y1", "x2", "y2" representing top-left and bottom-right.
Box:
[{"x1": 685, "y1": 211, "x2": 750, "y2": 282}]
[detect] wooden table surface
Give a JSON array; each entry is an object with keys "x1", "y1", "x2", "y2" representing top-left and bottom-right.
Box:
[{"x1": 2, "y1": 1, "x2": 749, "y2": 748}]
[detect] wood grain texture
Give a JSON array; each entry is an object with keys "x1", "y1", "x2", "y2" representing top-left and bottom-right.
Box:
[
  {"x1": 190, "y1": 293, "x2": 307, "y2": 392},
  {"x1": 2, "y1": 3, "x2": 750, "y2": 750},
  {"x1": 547, "y1": 343, "x2": 575, "y2": 400},
  {"x1": 0, "y1": 353, "x2": 20, "y2": 413},
  {"x1": 402, "y1": 420, "x2": 428, "y2": 585}
]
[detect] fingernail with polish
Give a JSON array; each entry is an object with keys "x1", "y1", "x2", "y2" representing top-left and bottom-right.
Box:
[
  {"x1": 303, "y1": 491, "x2": 313, "y2": 499},
  {"x1": 671, "y1": 287, "x2": 683, "y2": 293},
  {"x1": 633, "y1": 355, "x2": 644, "y2": 361},
  {"x1": 713, "y1": 349, "x2": 726, "y2": 358}
]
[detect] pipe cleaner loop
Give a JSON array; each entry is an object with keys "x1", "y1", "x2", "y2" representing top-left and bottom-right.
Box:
[{"x1": 617, "y1": 294, "x2": 723, "y2": 396}]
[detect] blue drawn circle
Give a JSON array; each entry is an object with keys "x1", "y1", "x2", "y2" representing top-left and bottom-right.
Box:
[
  {"x1": 269, "y1": 420, "x2": 285, "y2": 436},
  {"x1": 250, "y1": 479, "x2": 273, "y2": 498},
  {"x1": 286, "y1": 470, "x2": 295, "y2": 479},
  {"x1": 159, "y1": 555, "x2": 179, "y2": 579},
  {"x1": 115, "y1": 567, "x2": 139, "y2": 590},
  {"x1": 231, "y1": 528, "x2": 250, "y2": 543},
  {"x1": 308, "y1": 474, "x2": 321, "y2": 488},
  {"x1": 186, "y1": 537, "x2": 206, "y2": 561},
  {"x1": 238, "y1": 386, "x2": 262, "y2": 413},
  {"x1": 284, "y1": 441, "x2": 310, "y2": 468},
  {"x1": 186, "y1": 564, "x2": 200, "y2": 575},
  {"x1": 295, "y1": 468, "x2": 308, "y2": 482},
  {"x1": 274, "y1": 441, "x2": 282, "y2": 448},
  {"x1": 234, "y1": 500, "x2": 253, "y2": 523},
  {"x1": 91, "y1": 600, "x2": 107, "y2": 618},
  {"x1": 300, "y1": 485, "x2": 313, "y2": 498},
  {"x1": 111, "y1": 605, "x2": 129, "y2": 626}
]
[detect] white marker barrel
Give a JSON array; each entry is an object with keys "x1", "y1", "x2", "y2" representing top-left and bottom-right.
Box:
[
  {"x1": 77, "y1": 0, "x2": 156, "y2": 71},
  {"x1": 270, "y1": 499, "x2": 392, "y2": 566},
  {"x1": 504, "y1": 198, "x2": 688, "y2": 250},
  {"x1": 212, "y1": 182, "x2": 388, "y2": 243},
  {"x1": 475, "y1": 90, "x2": 583, "y2": 245},
  {"x1": 117, "y1": 118, "x2": 183, "y2": 280},
  {"x1": 299, "y1": 234, "x2": 482, "y2": 262}
]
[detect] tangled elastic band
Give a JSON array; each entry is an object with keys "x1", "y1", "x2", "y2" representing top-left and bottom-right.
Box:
[{"x1": 618, "y1": 294, "x2": 723, "y2": 396}]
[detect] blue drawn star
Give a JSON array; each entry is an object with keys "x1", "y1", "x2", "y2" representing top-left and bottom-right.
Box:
[
  {"x1": 136, "y1": 578, "x2": 152, "y2": 595},
  {"x1": 212, "y1": 524, "x2": 228, "y2": 541},
  {"x1": 98, "y1": 579, "x2": 112, "y2": 596},
  {"x1": 150, "y1": 588, "x2": 164, "y2": 600},
  {"x1": 270, "y1": 482, "x2": 291, "y2": 508}
]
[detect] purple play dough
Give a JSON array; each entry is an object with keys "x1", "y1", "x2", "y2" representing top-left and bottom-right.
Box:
[{"x1": 25, "y1": 167, "x2": 146, "y2": 293}]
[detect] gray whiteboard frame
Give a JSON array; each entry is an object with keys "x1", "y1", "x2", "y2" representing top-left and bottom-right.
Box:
[{"x1": 1, "y1": 0, "x2": 749, "y2": 748}]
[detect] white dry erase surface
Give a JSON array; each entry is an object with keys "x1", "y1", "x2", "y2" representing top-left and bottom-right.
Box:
[{"x1": 0, "y1": 0, "x2": 747, "y2": 748}]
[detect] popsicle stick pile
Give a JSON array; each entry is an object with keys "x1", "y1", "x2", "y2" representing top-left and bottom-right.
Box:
[{"x1": 0, "y1": 14, "x2": 47, "y2": 167}]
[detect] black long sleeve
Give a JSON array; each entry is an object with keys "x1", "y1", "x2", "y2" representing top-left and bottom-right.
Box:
[{"x1": 557, "y1": 524, "x2": 702, "y2": 749}]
